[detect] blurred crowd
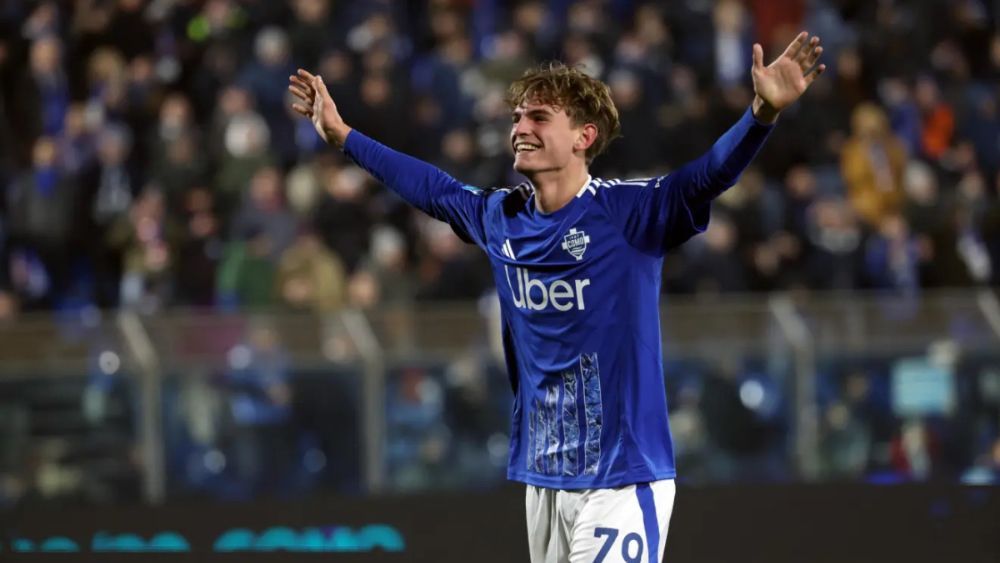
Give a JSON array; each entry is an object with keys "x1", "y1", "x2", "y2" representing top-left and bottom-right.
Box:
[
  {"x1": 666, "y1": 343, "x2": 1000, "y2": 486},
  {"x1": 0, "y1": 0, "x2": 999, "y2": 318}
]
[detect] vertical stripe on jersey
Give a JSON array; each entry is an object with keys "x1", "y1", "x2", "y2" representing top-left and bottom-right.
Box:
[
  {"x1": 526, "y1": 399, "x2": 536, "y2": 472},
  {"x1": 581, "y1": 353, "x2": 602, "y2": 475},
  {"x1": 561, "y1": 369, "x2": 580, "y2": 476},
  {"x1": 535, "y1": 401, "x2": 547, "y2": 474},
  {"x1": 544, "y1": 385, "x2": 560, "y2": 475}
]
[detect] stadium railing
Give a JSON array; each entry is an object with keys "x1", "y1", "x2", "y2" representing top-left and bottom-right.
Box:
[{"x1": 0, "y1": 288, "x2": 997, "y2": 505}]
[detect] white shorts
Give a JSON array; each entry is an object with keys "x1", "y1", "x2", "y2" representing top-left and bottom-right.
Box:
[{"x1": 525, "y1": 479, "x2": 676, "y2": 563}]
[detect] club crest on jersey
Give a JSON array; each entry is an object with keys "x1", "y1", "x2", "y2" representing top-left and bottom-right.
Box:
[{"x1": 561, "y1": 228, "x2": 590, "y2": 261}]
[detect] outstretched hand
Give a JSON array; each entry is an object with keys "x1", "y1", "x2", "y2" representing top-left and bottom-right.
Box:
[
  {"x1": 751, "y1": 32, "x2": 826, "y2": 123},
  {"x1": 289, "y1": 69, "x2": 351, "y2": 146}
]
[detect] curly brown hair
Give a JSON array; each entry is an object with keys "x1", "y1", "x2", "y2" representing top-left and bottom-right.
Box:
[{"x1": 506, "y1": 62, "x2": 621, "y2": 164}]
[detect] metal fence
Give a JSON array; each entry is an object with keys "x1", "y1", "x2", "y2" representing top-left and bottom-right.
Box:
[{"x1": 0, "y1": 289, "x2": 998, "y2": 505}]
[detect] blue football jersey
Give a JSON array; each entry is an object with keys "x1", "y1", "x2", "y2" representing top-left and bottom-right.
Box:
[{"x1": 343, "y1": 107, "x2": 774, "y2": 489}]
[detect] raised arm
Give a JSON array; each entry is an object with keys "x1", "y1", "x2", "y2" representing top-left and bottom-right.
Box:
[
  {"x1": 601, "y1": 32, "x2": 825, "y2": 254},
  {"x1": 289, "y1": 69, "x2": 488, "y2": 247},
  {"x1": 683, "y1": 31, "x2": 826, "y2": 203}
]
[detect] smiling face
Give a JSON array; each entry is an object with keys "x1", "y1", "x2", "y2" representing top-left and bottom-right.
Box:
[
  {"x1": 511, "y1": 101, "x2": 585, "y2": 175},
  {"x1": 506, "y1": 63, "x2": 622, "y2": 176}
]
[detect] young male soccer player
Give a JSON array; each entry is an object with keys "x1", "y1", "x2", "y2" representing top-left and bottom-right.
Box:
[{"x1": 290, "y1": 32, "x2": 824, "y2": 563}]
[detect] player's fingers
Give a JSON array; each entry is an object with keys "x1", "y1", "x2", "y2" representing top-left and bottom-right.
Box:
[
  {"x1": 804, "y1": 63, "x2": 826, "y2": 86},
  {"x1": 312, "y1": 77, "x2": 323, "y2": 105},
  {"x1": 288, "y1": 84, "x2": 311, "y2": 102},
  {"x1": 289, "y1": 75, "x2": 313, "y2": 91},
  {"x1": 291, "y1": 103, "x2": 312, "y2": 117},
  {"x1": 313, "y1": 75, "x2": 330, "y2": 99},
  {"x1": 796, "y1": 36, "x2": 820, "y2": 66},
  {"x1": 781, "y1": 31, "x2": 808, "y2": 60},
  {"x1": 752, "y1": 43, "x2": 764, "y2": 70},
  {"x1": 312, "y1": 77, "x2": 324, "y2": 113},
  {"x1": 804, "y1": 45, "x2": 823, "y2": 70},
  {"x1": 296, "y1": 68, "x2": 316, "y2": 81}
]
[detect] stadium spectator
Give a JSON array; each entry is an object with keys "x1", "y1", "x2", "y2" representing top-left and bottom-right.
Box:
[
  {"x1": 106, "y1": 188, "x2": 178, "y2": 309},
  {"x1": 363, "y1": 225, "x2": 414, "y2": 306},
  {"x1": 915, "y1": 75, "x2": 955, "y2": 162},
  {"x1": 842, "y1": 103, "x2": 909, "y2": 229},
  {"x1": 56, "y1": 103, "x2": 97, "y2": 175},
  {"x1": 84, "y1": 124, "x2": 138, "y2": 306},
  {"x1": 962, "y1": 92, "x2": 1000, "y2": 181},
  {"x1": 148, "y1": 94, "x2": 205, "y2": 209},
  {"x1": 5, "y1": 137, "x2": 77, "y2": 308},
  {"x1": 684, "y1": 214, "x2": 750, "y2": 294},
  {"x1": 863, "y1": 214, "x2": 923, "y2": 292},
  {"x1": 433, "y1": 128, "x2": 497, "y2": 191},
  {"x1": 600, "y1": 69, "x2": 661, "y2": 177},
  {"x1": 386, "y1": 365, "x2": 448, "y2": 490},
  {"x1": 414, "y1": 220, "x2": 493, "y2": 302},
  {"x1": 239, "y1": 27, "x2": 298, "y2": 166},
  {"x1": 211, "y1": 87, "x2": 273, "y2": 211},
  {"x1": 312, "y1": 164, "x2": 373, "y2": 273},
  {"x1": 803, "y1": 197, "x2": 862, "y2": 290},
  {"x1": 216, "y1": 226, "x2": 278, "y2": 310},
  {"x1": 222, "y1": 321, "x2": 295, "y2": 497},
  {"x1": 289, "y1": 0, "x2": 333, "y2": 71},
  {"x1": 772, "y1": 164, "x2": 817, "y2": 288},
  {"x1": 174, "y1": 187, "x2": 222, "y2": 307},
  {"x1": 29, "y1": 35, "x2": 69, "y2": 134},
  {"x1": 275, "y1": 229, "x2": 348, "y2": 313},
  {"x1": 230, "y1": 165, "x2": 297, "y2": 261}
]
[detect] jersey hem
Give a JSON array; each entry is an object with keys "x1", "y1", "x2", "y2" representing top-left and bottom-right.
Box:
[{"x1": 507, "y1": 469, "x2": 677, "y2": 490}]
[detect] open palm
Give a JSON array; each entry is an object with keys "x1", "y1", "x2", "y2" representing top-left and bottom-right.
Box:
[
  {"x1": 752, "y1": 32, "x2": 825, "y2": 113},
  {"x1": 289, "y1": 69, "x2": 351, "y2": 146}
]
